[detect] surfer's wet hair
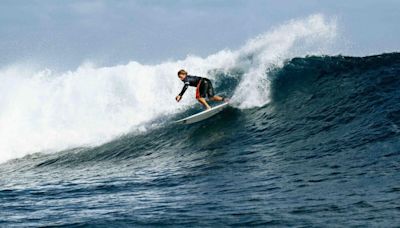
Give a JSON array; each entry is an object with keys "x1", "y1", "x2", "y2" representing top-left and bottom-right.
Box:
[{"x1": 177, "y1": 69, "x2": 187, "y2": 76}]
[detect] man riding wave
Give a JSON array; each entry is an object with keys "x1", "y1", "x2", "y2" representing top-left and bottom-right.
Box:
[{"x1": 175, "y1": 69, "x2": 227, "y2": 109}]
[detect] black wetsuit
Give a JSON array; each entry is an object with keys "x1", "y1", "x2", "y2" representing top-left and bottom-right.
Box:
[{"x1": 178, "y1": 75, "x2": 215, "y2": 98}]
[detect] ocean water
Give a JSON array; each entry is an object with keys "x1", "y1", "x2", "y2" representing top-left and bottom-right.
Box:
[{"x1": 1, "y1": 15, "x2": 400, "y2": 227}]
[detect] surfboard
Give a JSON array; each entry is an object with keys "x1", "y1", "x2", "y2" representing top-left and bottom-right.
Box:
[{"x1": 174, "y1": 102, "x2": 229, "y2": 124}]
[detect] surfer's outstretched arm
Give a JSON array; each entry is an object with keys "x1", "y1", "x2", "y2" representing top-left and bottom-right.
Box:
[
  {"x1": 179, "y1": 84, "x2": 188, "y2": 97},
  {"x1": 176, "y1": 84, "x2": 188, "y2": 102}
]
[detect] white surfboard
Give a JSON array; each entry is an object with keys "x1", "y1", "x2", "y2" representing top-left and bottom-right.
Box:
[{"x1": 174, "y1": 102, "x2": 229, "y2": 124}]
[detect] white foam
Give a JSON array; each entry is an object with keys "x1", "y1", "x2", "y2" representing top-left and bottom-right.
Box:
[
  {"x1": 231, "y1": 14, "x2": 337, "y2": 108},
  {"x1": 0, "y1": 14, "x2": 337, "y2": 163}
]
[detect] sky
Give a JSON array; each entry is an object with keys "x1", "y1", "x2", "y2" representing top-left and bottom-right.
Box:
[{"x1": 0, "y1": 0, "x2": 399, "y2": 70}]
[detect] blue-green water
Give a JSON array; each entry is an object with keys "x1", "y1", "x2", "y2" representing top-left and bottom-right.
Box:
[{"x1": 1, "y1": 53, "x2": 400, "y2": 227}]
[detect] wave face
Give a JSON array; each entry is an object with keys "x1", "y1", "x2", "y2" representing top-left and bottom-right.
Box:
[{"x1": 1, "y1": 15, "x2": 400, "y2": 226}]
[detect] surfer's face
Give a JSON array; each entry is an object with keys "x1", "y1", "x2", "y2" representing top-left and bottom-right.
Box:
[{"x1": 178, "y1": 73, "x2": 187, "y2": 81}]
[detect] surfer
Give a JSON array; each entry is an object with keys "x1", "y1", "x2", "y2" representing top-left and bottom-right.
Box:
[{"x1": 175, "y1": 69, "x2": 226, "y2": 109}]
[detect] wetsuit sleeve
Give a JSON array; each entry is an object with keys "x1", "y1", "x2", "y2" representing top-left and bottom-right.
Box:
[{"x1": 179, "y1": 82, "x2": 189, "y2": 96}]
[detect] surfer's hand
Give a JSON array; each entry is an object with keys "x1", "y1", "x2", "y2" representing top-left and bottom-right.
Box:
[{"x1": 176, "y1": 95, "x2": 182, "y2": 102}]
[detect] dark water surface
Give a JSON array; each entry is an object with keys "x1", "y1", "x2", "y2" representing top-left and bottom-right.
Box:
[{"x1": 1, "y1": 53, "x2": 400, "y2": 227}]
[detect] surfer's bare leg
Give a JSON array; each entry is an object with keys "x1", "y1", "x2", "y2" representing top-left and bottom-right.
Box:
[
  {"x1": 197, "y1": 97, "x2": 211, "y2": 110},
  {"x1": 210, "y1": 96, "x2": 224, "y2": 102}
]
